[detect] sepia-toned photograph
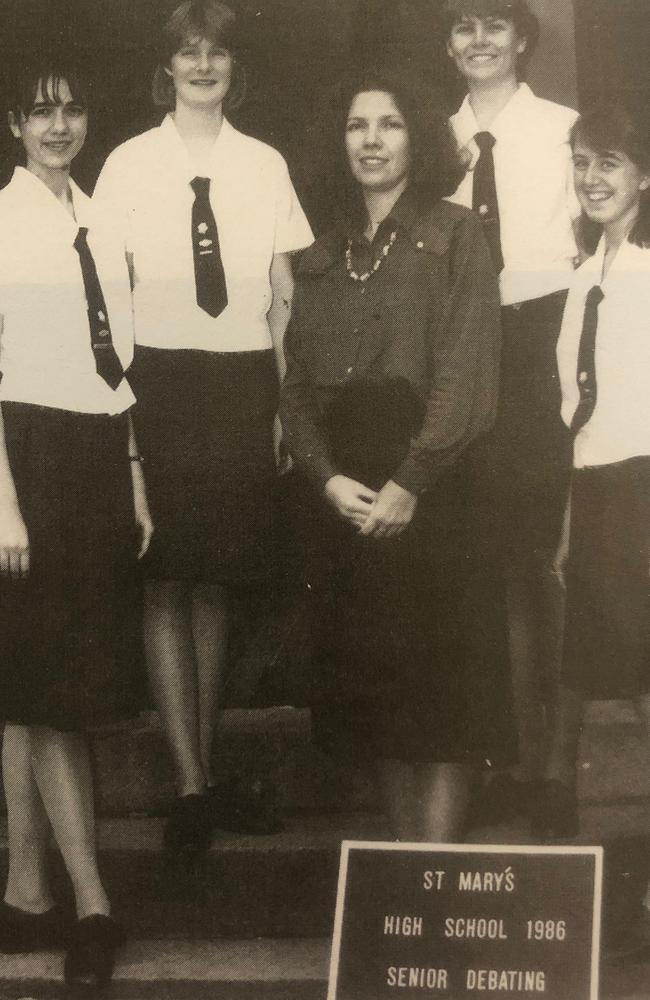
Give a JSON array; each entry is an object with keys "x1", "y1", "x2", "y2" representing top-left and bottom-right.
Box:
[{"x1": 0, "y1": 0, "x2": 648, "y2": 996}]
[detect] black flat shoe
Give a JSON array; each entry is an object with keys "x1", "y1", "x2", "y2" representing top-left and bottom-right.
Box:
[
  {"x1": 209, "y1": 776, "x2": 285, "y2": 835},
  {"x1": 0, "y1": 901, "x2": 68, "y2": 953},
  {"x1": 530, "y1": 779, "x2": 579, "y2": 840},
  {"x1": 64, "y1": 915, "x2": 126, "y2": 989},
  {"x1": 163, "y1": 793, "x2": 212, "y2": 860}
]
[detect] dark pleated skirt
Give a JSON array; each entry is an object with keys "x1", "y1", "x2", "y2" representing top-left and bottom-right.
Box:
[
  {"x1": 0, "y1": 401, "x2": 145, "y2": 731},
  {"x1": 292, "y1": 379, "x2": 516, "y2": 765},
  {"x1": 562, "y1": 457, "x2": 650, "y2": 699},
  {"x1": 130, "y1": 345, "x2": 279, "y2": 586}
]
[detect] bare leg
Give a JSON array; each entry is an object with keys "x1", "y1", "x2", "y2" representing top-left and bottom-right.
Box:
[
  {"x1": 30, "y1": 727, "x2": 108, "y2": 920},
  {"x1": 191, "y1": 583, "x2": 229, "y2": 787},
  {"x1": 377, "y1": 759, "x2": 418, "y2": 842},
  {"x1": 415, "y1": 763, "x2": 470, "y2": 843},
  {"x1": 544, "y1": 685, "x2": 584, "y2": 787},
  {"x1": 145, "y1": 579, "x2": 205, "y2": 796},
  {"x1": 2, "y1": 726, "x2": 53, "y2": 913}
]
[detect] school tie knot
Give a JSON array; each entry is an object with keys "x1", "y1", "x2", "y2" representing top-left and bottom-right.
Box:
[
  {"x1": 74, "y1": 226, "x2": 90, "y2": 253},
  {"x1": 474, "y1": 131, "x2": 496, "y2": 153},
  {"x1": 585, "y1": 284, "x2": 604, "y2": 310},
  {"x1": 190, "y1": 176, "x2": 211, "y2": 199}
]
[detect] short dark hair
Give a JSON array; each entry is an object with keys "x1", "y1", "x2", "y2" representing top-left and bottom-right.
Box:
[
  {"x1": 570, "y1": 101, "x2": 650, "y2": 249},
  {"x1": 442, "y1": 0, "x2": 539, "y2": 75},
  {"x1": 151, "y1": 0, "x2": 246, "y2": 111},
  {"x1": 8, "y1": 59, "x2": 88, "y2": 119},
  {"x1": 308, "y1": 65, "x2": 464, "y2": 225}
]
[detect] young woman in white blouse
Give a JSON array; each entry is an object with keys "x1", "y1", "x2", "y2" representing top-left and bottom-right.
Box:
[
  {"x1": 535, "y1": 103, "x2": 650, "y2": 847},
  {"x1": 0, "y1": 61, "x2": 152, "y2": 986},
  {"x1": 95, "y1": 0, "x2": 313, "y2": 858},
  {"x1": 443, "y1": 0, "x2": 579, "y2": 823}
]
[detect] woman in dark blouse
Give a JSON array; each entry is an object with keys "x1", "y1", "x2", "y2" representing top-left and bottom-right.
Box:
[{"x1": 281, "y1": 67, "x2": 513, "y2": 841}]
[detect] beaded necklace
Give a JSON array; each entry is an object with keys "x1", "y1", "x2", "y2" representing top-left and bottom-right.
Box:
[{"x1": 345, "y1": 229, "x2": 398, "y2": 284}]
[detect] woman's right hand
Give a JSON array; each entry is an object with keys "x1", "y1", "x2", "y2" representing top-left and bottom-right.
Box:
[
  {"x1": 0, "y1": 503, "x2": 29, "y2": 578},
  {"x1": 324, "y1": 475, "x2": 377, "y2": 528}
]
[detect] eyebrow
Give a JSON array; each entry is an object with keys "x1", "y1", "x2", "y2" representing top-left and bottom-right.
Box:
[
  {"x1": 347, "y1": 114, "x2": 405, "y2": 121},
  {"x1": 31, "y1": 100, "x2": 84, "y2": 109},
  {"x1": 573, "y1": 149, "x2": 624, "y2": 160}
]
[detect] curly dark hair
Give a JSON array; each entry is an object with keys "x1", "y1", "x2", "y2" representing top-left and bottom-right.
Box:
[
  {"x1": 306, "y1": 65, "x2": 464, "y2": 227},
  {"x1": 442, "y1": 0, "x2": 540, "y2": 78},
  {"x1": 571, "y1": 101, "x2": 650, "y2": 250}
]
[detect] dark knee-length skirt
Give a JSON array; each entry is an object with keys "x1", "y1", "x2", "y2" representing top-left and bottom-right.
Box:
[
  {"x1": 0, "y1": 401, "x2": 145, "y2": 731},
  {"x1": 562, "y1": 457, "x2": 650, "y2": 699},
  {"x1": 130, "y1": 346, "x2": 279, "y2": 587},
  {"x1": 291, "y1": 380, "x2": 516, "y2": 765},
  {"x1": 480, "y1": 291, "x2": 573, "y2": 559}
]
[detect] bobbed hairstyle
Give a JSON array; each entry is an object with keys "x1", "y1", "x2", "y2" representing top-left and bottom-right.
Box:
[
  {"x1": 570, "y1": 101, "x2": 650, "y2": 250},
  {"x1": 151, "y1": 0, "x2": 246, "y2": 111},
  {"x1": 8, "y1": 58, "x2": 89, "y2": 120},
  {"x1": 310, "y1": 65, "x2": 464, "y2": 225},
  {"x1": 442, "y1": 0, "x2": 539, "y2": 76}
]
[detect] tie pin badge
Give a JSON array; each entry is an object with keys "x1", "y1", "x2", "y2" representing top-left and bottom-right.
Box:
[{"x1": 197, "y1": 222, "x2": 209, "y2": 234}]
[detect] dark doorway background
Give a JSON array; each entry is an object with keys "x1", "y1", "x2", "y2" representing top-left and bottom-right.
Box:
[
  {"x1": 573, "y1": 0, "x2": 650, "y2": 107},
  {"x1": 0, "y1": 1, "x2": 647, "y2": 200},
  {"x1": 0, "y1": 0, "x2": 460, "y2": 219}
]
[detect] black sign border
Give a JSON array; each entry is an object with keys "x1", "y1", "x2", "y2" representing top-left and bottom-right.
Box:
[{"x1": 328, "y1": 841, "x2": 604, "y2": 1000}]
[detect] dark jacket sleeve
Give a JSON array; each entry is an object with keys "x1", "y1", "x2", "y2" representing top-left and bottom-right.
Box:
[
  {"x1": 279, "y1": 283, "x2": 338, "y2": 490},
  {"x1": 392, "y1": 211, "x2": 501, "y2": 495}
]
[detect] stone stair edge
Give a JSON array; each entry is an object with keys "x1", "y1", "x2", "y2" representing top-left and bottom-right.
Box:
[{"x1": 90, "y1": 700, "x2": 643, "y2": 739}]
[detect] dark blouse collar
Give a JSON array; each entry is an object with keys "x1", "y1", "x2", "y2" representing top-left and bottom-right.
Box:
[
  {"x1": 297, "y1": 188, "x2": 459, "y2": 276},
  {"x1": 346, "y1": 187, "x2": 420, "y2": 248}
]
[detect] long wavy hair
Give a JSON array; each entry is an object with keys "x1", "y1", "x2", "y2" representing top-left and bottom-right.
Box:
[{"x1": 306, "y1": 65, "x2": 464, "y2": 228}]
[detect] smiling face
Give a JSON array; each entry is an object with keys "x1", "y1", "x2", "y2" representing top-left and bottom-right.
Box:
[
  {"x1": 345, "y1": 90, "x2": 410, "y2": 197},
  {"x1": 166, "y1": 35, "x2": 232, "y2": 111},
  {"x1": 572, "y1": 139, "x2": 650, "y2": 239},
  {"x1": 9, "y1": 76, "x2": 87, "y2": 183},
  {"x1": 447, "y1": 14, "x2": 526, "y2": 87}
]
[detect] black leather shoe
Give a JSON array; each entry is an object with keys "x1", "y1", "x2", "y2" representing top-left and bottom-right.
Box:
[
  {"x1": 209, "y1": 776, "x2": 285, "y2": 835},
  {"x1": 63, "y1": 915, "x2": 126, "y2": 988},
  {"x1": 530, "y1": 779, "x2": 579, "y2": 840},
  {"x1": 0, "y1": 901, "x2": 68, "y2": 953},
  {"x1": 163, "y1": 793, "x2": 213, "y2": 859}
]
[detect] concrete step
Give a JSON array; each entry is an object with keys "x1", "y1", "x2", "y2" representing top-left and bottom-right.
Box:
[
  {"x1": 92, "y1": 708, "x2": 376, "y2": 817},
  {"x1": 0, "y1": 924, "x2": 648, "y2": 999},
  {"x1": 0, "y1": 939, "x2": 329, "y2": 999},
  {"x1": 2, "y1": 805, "x2": 650, "y2": 942},
  {"x1": 90, "y1": 701, "x2": 650, "y2": 818}
]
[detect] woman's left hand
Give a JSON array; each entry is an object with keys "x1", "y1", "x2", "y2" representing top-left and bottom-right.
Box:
[
  {"x1": 131, "y1": 463, "x2": 154, "y2": 559},
  {"x1": 359, "y1": 480, "x2": 417, "y2": 539}
]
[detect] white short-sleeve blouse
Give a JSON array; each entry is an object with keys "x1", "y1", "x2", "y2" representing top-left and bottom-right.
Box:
[
  {"x1": 94, "y1": 115, "x2": 314, "y2": 353},
  {"x1": 0, "y1": 167, "x2": 135, "y2": 415}
]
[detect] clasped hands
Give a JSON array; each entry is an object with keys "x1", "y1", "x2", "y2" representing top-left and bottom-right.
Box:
[{"x1": 324, "y1": 474, "x2": 417, "y2": 538}]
